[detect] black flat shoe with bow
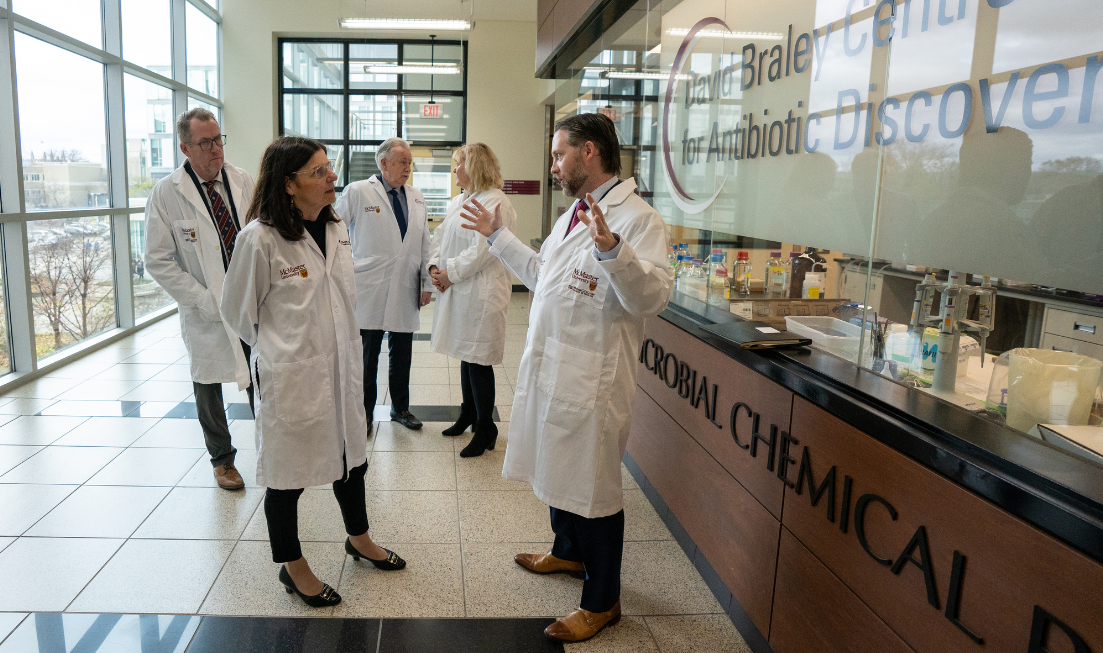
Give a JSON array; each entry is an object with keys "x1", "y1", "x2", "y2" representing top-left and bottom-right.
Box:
[
  {"x1": 278, "y1": 565, "x2": 341, "y2": 607},
  {"x1": 345, "y1": 537, "x2": 407, "y2": 570}
]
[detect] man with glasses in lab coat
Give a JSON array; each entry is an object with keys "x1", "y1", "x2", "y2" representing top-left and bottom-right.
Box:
[{"x1": 144, "y1": 109, "x2": 254, "y2": 491}]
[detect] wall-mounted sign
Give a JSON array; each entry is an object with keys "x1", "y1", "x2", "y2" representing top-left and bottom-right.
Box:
[
  {"x1": 599, "y1": 106, "x2": 621, "y2": 122},
  {"x1": 503, "y1": 180, "x2": 540, "y2": 195},
  {"x1": 421, "y1": 104, "x2": 442, "y2": 119}
]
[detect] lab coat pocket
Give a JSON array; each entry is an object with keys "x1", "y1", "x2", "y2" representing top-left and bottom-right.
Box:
[
  {"x1": 536, "y1": 337, "x2": 603, "y2": 410},
  {"x1": 266, "y1": 353, "x2": 334, "y2": 423},
  {"x1": 352, "y1": 256, "x2": 393, "y2": 284}
]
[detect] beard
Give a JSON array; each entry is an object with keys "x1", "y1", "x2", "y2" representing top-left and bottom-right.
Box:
[{"x1": 559, "y1": 165, "x2": 588, "y2": 198}]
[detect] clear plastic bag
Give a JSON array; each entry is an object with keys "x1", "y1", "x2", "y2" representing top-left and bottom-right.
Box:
[{"x1": 1002, "y1": 348, "x2": 1102, "y2": 432}]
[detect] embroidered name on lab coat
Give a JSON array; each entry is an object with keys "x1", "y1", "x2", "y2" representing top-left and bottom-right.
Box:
[
  {"x1": 569, "y1": 268, "x2": 599, "y2": 298},
  {"x1": 339, "y1": 239, "x2": 351, "y2": 246},
  {"x1": 365, "y1": 206, "x2": 381, "y2": 213},
  {"x1": 180, "y1": 227, "x2": 198, "y2": 242},
  {"x1": 280, "y1": 264, "x2": 308, "y2": 280}
]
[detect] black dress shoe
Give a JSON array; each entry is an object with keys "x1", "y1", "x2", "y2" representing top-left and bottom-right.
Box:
[
  {"x1": 460, "y1": 423, "x2": 498, "y2": 458},
  {"x1": 345, "y1": 537, "x2": 407, "y2": 570},
  {"x1": 278, "y1": 565, "x2": 341, "y2": 607},
  {"x1": 390, "y1": 409, "x2": 423, "y2": 430},
  {"x1": 442, "y1": 404, "x2": 475, "y2": 436}
]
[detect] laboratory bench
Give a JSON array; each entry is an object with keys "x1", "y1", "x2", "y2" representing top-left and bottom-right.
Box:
[{"x1": 625, "y1": 293, "x2": 1103, "y2": 653}]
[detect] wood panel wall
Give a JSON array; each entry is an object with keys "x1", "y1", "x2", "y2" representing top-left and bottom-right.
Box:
[{"x1": 629, "y1": 317, "x2": 1103, "y2": 653}]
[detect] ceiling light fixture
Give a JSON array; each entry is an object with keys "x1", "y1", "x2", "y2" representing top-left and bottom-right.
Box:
[
  {"x1": 665, "y1": 28, "x2": 784, "y2": 40},
  {"x1": 602, "y1": 71, "x2": 691, "y2": 81},
  {"x1": 339, "y1": 18, "x2": 473, "y2": 30},
  {"x1": 364, "y1": 64, "x2": 461, "y2": 75}
]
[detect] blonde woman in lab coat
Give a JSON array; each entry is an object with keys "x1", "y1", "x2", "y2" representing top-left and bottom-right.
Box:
[
  {"x1": 221, "y1": 137, "x2": 406, "y2": 609},
  {"x1": 427, "y1": 143, "x2": 517, "y2": 457}
]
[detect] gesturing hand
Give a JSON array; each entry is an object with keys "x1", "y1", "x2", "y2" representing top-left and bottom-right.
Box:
[
  {"x1": 459, "y1": 198, "x2": 503, "y2": 237},
  {"x1": 577, "y1": 193, "x2": 618, "y2": 253}
]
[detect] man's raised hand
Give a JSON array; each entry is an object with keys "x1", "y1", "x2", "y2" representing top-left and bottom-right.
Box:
[
  {"x1": 576, "y1": 193, "x2": 618, "y2": 252},
  {"x1": 460, "y1": 198, "x2": 503, "y2": 237}
]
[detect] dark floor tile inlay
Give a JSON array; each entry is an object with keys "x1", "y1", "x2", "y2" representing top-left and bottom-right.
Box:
[
  {"x1": 187, "y1": 616, "x2": 379, "y2": 653},
  {"x1": 378, "y1": 618, "x2": 562, "y2": 653},
  {"x1": 389, "y1": 405, "x2": 501, "y2": 424}
]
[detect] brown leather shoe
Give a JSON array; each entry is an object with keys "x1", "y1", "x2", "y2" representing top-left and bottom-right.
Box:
[
  {"x1": 545, "y1": 601, "x2": 621, "y2": 642},
  {"x1": 514, "y1": 552, "x2": 585, "y2": 574},
  {"x1": 214, "y1": 463, "x2": 245, "y2": 490}
]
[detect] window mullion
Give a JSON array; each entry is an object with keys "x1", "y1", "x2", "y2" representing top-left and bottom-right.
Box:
[
  {"x1": 104, "y1": 0, "x2": 133, "y2": 329},
  {"x1": 0, "y1": 14, "x2": 32, "y2": 372}
]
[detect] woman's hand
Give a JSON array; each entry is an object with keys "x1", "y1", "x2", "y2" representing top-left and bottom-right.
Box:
[{"x1": 431, "y1": 267, "x2": 453, "y2": 292}]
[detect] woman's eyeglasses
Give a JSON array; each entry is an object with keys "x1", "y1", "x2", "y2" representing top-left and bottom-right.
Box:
[{"x1": 290, "y1": 160, "x2": 337, "y2": 180}]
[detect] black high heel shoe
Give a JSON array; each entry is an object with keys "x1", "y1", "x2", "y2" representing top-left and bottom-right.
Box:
[
  {"x1": 460, "y1": 423, "x2": 498, "y2": 458},
  {"x1": 345, "y1": 537, "x2": 407, "y2": 570},
  {"x1": 278, "y1": 565, "x2": 341, "y2": 607},
  {"x1": 442, "y1": 405, "x2": 476, "y2": 436}
]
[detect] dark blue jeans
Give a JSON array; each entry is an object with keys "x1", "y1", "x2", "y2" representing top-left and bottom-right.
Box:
[{"x1": 550, "y1": 506, "x2": 625, "y2": 613}]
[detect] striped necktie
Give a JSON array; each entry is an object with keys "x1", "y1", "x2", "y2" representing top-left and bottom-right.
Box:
[
  {"x1": 204, "y1": 181, "x2": 237, "y2": 266},
  {"x1": 565, "y1": 199, "x2": 588, "y2": 238}
]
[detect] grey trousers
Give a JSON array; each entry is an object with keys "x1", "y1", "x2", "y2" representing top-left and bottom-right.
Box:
[{"x1": 194, "y1": 341, "x2": 254, "y2": 468}]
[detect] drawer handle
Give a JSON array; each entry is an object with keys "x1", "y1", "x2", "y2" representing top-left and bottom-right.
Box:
[
  {"x1": 1073, "y1": 322, "x2": 1096, "y2": 335},
  {"x1": 1052, "y1": 346, "x2": 1073, "y2": 352}
]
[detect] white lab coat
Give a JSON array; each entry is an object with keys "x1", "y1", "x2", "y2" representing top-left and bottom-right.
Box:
[
  {"x1": 491, "y1": 178, "x2": 673, "y2": 518},
  {"x1": 144, "y1": 163, "x2": 254, "y2": 388},
  {"x1": 427, "y1": 189, "x2": 517, "y2": 366},
  {"x1": 219, "y1": 218, "x2": 367, "y2": 490},
  {"x1": 334, "y1": 176, "x2": 434, "y2": 332}
]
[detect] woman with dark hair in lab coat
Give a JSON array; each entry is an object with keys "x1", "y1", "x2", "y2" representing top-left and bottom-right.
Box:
[
  {"x1": 427, "y1": 142, "x2": 518, "y2": 457},
  {"x1": 221, "y1": 136, "x2": 406, "y2": 608}
]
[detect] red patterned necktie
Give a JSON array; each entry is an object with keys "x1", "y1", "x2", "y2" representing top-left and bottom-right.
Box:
[
  {"x1": 204, "y1": 181, "x2": 237, "y2": 264},
  {"x1": 566, "y1": 199, "x2": 589, "y2": 237}
]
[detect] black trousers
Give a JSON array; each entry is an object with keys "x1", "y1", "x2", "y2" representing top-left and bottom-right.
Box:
[
  {"x1": 361, "y1": 329, "x2": 413, "y2": 416},
  {"x1": 550, "y1": 507, "x2": 625, "y2": 613},
  {"x1": 193, "y1": 341, "x2": 254, "y2": 468},
  {"x1": 264, "y1": 461, "x2": 370, "y2": 563},
  {"x1": 458, "y1": 361, "x2": 495, "y2": 428}
]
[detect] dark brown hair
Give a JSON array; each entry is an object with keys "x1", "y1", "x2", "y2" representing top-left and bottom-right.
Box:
[
  {"x1": 247, "y1": 136, "x2": 338, "y2": 241},
  {"x1": 553, "y1": 113, "x2": 622, "y2": 176}
]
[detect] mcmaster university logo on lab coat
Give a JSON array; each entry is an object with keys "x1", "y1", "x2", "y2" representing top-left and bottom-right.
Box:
[{"x1": 280, "y1": 264, "x2": 308, "y2": 280}]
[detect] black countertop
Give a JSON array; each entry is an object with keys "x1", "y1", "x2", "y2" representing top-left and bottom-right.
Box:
[{"x1": 660, "y1": 293, "x2": 1103, "y2": 564}]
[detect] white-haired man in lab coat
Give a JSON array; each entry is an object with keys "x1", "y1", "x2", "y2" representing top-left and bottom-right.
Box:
[{"x1": 462, "y1": 113, "x2": 673, "y2": 643}]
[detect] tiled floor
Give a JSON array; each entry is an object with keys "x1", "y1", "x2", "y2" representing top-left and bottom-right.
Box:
[{"x1": 0, "y1": 295, "x2": 750, "y2": 652}]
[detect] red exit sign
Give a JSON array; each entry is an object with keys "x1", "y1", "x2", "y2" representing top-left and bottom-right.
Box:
[{"x1": 421, "y1": 104, "x2": 442, "y2": 119}]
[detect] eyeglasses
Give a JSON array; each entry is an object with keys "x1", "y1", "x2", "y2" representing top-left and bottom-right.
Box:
[
  {"x1": 289, "y1": 160, "x2": 337, "y2": 180},
  {"x1": 189, "y1": 135, "x2": 227, "y2": 151}
]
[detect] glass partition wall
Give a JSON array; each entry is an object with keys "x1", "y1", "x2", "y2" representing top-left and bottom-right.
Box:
[
  {"x1": 552, "y1": 0, "x2": 1103, "y2": 472},
  {"x1": 0, "y1": 0, "x2": 221, "y2": 376}
]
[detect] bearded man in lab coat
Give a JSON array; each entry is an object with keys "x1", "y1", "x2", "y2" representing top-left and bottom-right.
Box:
[
  {"x1": 334, "y1": 138, "x2": 433, "y2": 433},
  {"x1": 144, "y1": 108, "x2": 254, "y2": 491},
  {"x1": 462, "y1": 113, "x2": 673, "y2": 643}
]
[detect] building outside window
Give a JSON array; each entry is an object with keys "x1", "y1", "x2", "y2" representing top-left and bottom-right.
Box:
[{"x1": 0, "y1": 0, "x2": 222, "y2": 374}]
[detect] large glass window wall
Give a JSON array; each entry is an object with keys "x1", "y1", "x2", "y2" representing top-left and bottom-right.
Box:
[
  {"x1": 0, "y1": 0, "x2": 222, "y2": 381},
  {"x1": 552, "y1": 0, "x2": 1103, "y2": 481},
  {"x1": 279, "y1": 39, "x2": 467, "y2": 220}
]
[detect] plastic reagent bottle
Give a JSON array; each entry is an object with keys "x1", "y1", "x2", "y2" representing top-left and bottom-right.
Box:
[
  {"x1": 734, "y1": 251, "x2": 752, "y2": 297},
  {"x1": 765, "y1": 251, "x2": 787, "y2": 298}
]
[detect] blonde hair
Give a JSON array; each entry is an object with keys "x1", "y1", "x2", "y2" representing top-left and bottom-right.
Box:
[{"x1": 454, "y1": 142, "x2": 503, "y2": 192}]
